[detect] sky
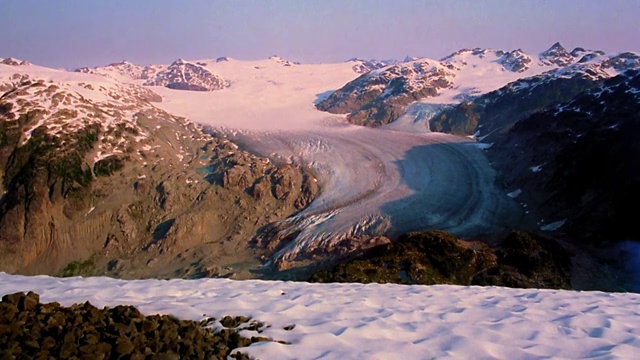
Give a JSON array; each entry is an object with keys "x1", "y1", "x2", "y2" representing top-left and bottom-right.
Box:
[{"x1": 1, "y1": 0, "x2": 639, "y2": 69}]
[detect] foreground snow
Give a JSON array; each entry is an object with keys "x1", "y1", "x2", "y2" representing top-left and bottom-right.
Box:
[{"x1": 2, "y1": 273, "x2": 639, "y2": 359}]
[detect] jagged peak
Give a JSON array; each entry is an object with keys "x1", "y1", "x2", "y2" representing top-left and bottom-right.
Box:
[
  {"x1": 540, "y1": 42, "x2": 570, "y2": 55},
  {"x1": 539, "y1": 42, "x2": 574, "y2": 66},
  {"x1": 547, "y1": 42, "x2": 565, "y2": 51}
]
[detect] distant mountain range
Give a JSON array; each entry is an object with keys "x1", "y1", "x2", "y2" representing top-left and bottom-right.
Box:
[{"x1": 317, "y1": 43, "x2": 638, "y2": 127}]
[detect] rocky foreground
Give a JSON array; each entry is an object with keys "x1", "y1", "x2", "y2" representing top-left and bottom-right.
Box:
[{"x1": 0, "y1": 291, "x2": 278, "y2": 359}]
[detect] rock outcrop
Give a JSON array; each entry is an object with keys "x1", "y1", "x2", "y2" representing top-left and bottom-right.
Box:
[
  {"x1": 0, "y1": 291, "x2": 270, "y2": 359},
  {"x1": 144, "y1": 59, "x2": 229, "y2": 91},
  {"x1": 317, "y1": 60, "x2": 455, "y2": 126},
  {"x1": 310, "y1": 230, "x2": 571, "y2": 289}
]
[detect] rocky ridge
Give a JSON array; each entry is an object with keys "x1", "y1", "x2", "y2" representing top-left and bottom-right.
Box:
[
  {"x1": 75, "y1": 60, "x2": 165, "y2": 82},
  {"x1": 144, "y1": 59, "x2": 229, "y2": 91},
  {"x1": 1, "y1": 57, "x2": 31, "y2": 66},
  {"x1": 429, "y1": 51, "x2": 640, "y2": 140},
  {"x1": 318, "y1": 59, "x2": 456, "y2": 126},
  {"x1": 76, "y1": 59, "x2": 229, "y2": 92},
  {"x1": 347, "y1": 58, "x2": 400, "y2": 74},
  {"x1": 317, "y1": 43, "x2": 621, "y2": 127}
]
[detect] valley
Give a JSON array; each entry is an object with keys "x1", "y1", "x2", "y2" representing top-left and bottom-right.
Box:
[{"x1": 1, "y1": 43, "x2": 639, "y2": 290}]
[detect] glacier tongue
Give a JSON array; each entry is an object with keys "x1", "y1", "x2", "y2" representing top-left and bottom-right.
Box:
[{"x1": 149, "y1": 58, "x2": 526, "y2": 268}]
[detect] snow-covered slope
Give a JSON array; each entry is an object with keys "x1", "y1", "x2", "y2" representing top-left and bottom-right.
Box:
[
  {"x1": 2, "y1": 273, "x2": 639, "y2": 359},
  {"x1": 0, "y1": 61, "x2": 166, "y2": 158},
  {"x1": 429, "y1": 50, "x2": 640, "y2": 141},
  {"x1": 151, "y1": 56, "x2": 359, "y2": 130}
]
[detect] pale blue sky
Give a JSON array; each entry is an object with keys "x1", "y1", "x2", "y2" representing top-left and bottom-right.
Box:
[{"x1": 1, "y1": 0, "x2": 639, "y2": 68}]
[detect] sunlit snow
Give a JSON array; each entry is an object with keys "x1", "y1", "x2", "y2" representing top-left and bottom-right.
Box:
[{"x1": 2, "y1": 273, "x2": 639, "y2": 359}]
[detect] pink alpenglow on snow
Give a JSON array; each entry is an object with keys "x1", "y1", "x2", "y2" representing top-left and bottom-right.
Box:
[{"x1": 1, "y1": 273, "x2": 640, "y2": 359}]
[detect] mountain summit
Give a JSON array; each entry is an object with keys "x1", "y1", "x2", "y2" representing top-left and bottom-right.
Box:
[
  {"x1": 539, "y1": 42, "x2": 575, "y2": 66},
  {"x1": 143, "y1": 59, "x2": 229, "y2": 91}
]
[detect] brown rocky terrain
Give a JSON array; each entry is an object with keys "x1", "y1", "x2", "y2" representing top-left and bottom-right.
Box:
[
  {"x1": 0, "y1": 291, "x2": 277, "y2": 359},
  {"x1": 0, "y1": 73, "x2": 318, "y2": 279}
]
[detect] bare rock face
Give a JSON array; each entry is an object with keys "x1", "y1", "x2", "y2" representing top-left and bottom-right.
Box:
[{"x1": 144, "y1": 59, "x2": 229, "y2": 91}]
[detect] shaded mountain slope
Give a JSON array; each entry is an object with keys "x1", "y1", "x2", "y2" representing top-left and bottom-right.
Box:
[{"x1": 485, "y1": 69, "x2": 640, "y2": 242}]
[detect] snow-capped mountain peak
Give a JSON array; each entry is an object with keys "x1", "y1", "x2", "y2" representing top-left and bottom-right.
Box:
[
  {"x1": 143, "y1": 59, "x2": 229, "y2": 91},
  {"x1": 570, "y1": 47, "x2": 606, "y2": 60},
  {"x1": 317, "y1": 45, "x2": 640, "y2": 128},
  {"x1": 539, "y1": 42, "x2": 574, "y2": 66},
  {"x1": 441, "y1": 48, "x2": 534, "y2": 73}
]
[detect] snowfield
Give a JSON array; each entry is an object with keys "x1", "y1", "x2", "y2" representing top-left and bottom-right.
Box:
[
  {"x1": 2, "y1": 273, "x2": 639, "y2": 359},
  {"x1": 150, "y1": 58, "x2": 523, "y2": 262}
]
